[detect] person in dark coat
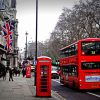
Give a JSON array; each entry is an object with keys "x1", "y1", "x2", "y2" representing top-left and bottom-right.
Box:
[
  {"x1": 0, "y1": 62, "x2": 6, "y2": 79},
  {"x1": 22, "y1": 68, "x2": 26, "y2": 77},
  {"x1": 9, "y1": 68, "x2": 13, "y2": 81},
  {"x1": 2, "y1": 67, "x2": 6, "y2": 80}
]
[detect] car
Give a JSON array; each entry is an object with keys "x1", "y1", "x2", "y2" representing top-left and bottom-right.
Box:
[{"x1": 51, "y1": 66, "x2": 59, "y2": 79}]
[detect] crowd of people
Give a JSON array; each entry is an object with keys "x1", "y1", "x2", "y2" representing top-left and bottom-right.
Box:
[
  {"x1": 0, "y1": 60, "x2": 29, "y2": 81},
  {"x1": 0, "y1": 64, "x2": 21, "y2": 81}
]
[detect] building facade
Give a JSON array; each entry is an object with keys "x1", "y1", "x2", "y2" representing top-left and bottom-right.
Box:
[{"x1": 0, "y1": 0, "x2": 18, "y2": 68}]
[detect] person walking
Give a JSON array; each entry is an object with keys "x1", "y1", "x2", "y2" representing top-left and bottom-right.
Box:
[
  {"x1": 22, "y1": 68, "x2": 26, "y2": 77},
  {"x1": 9, "y1": 68, "x2": 13, "y2": 81},
  {"x1": 0, "y1": 62, "x2": 6, "y2": 80},
  {"x1": 2, "y1": 67, "x2": 6, "y2": 80}
]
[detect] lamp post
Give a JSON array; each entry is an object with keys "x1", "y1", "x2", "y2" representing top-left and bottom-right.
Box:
[
  {"x1": 25, "y1": 32, "x2": 28, "y2": 59},
  {"x1": 34, "y1": 0, "x2": 38, "y2": 85},
  {"x1": 35, "y1": 0, "x2": 38, "y2": 62}
]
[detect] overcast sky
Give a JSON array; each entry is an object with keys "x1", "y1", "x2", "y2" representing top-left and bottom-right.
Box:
[{"x1": 16, "y1": 0, "x2": 79, "y2": 51}]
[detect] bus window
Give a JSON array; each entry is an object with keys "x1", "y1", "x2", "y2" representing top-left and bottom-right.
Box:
[
  {"x1": 72, "y1": 65, "x2": 78, "y2": 76},
  {"x1": 62, "y1": 67, "x2": 68, "y2": 75},
  {"x1": 96, "y1": 42, "x2": 100, "y2": 54},
  {"x1": 75, "y1": 44, "x2": 78, "y2": 55},
  {"x1": 67, "y1": 65, "x2": 78, "y2": 76},
  {"x1": 60, "y1": 48, "x2": 69, "y2": 57},
  {"x1": 82, "y1": 41, "x2": 100, "y2": 55},
  {"x1": 96, "y1": 42, "x2": 100, "y2": 49},
  {"x1": 69, "y1": 47, "x2": 71, "y2": 56},
  {"x1": 81, "y1": 62, "x2": 100, "y2": 70},
  {"x1": 70, "y1": 45, "x2": 75, "y2": 55},
  {"x1": 68, "y1": 66, "x2": 73, "y2": 75},
  {"x1": 69, "y1": 44, "x2": 77, "y2": 56}
]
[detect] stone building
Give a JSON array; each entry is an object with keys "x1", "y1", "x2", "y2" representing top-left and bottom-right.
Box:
[{"x1": 0, "y1": 0, "x2": 18, "y2": 68}]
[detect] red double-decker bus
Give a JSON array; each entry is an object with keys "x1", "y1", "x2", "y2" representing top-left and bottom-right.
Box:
[{"x1": 59, "y1": 38, "x2": 100, "y2": 90}]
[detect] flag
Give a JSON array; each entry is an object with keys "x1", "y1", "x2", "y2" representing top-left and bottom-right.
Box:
[
  {"x1": 2, "y1": 22, "x2": 12, "y2": 39},
  {"x1": 1, "y1": 21, "x2": 12, "y2": 51},
  {"x1": 8, "y1": 34, "x2": 13, "y2": 50},
  {"x1": 5, "y1": 34, "x2": 13, "y2": 50}
]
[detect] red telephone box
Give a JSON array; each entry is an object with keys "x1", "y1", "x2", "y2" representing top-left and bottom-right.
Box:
[
  {"x1": 26, "y1": 64, "x2": 31, "y2": 78},
  {"x1": 36, "y1": 56, "x2": 52, "y2": 97}
]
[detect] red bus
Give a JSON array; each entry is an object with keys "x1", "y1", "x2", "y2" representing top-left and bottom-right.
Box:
[{"x1": 59, "y1": 38, "x2": 100, "y2": 90}]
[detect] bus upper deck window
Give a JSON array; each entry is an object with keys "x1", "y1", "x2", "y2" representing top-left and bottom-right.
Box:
[{"x1": 81, "y1": 41, "x2": 100, "y2": 55}]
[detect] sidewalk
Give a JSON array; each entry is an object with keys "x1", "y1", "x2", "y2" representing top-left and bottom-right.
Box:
[{"x1": 0, "y1": 73, "x2": 64, "y2": 100}]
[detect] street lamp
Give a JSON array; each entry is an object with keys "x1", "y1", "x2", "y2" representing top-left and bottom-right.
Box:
[
  {"x1": 34, "y1": 0, "x2": 38, "y2": 86},
  {"x1": 25, "y1": 32, "x2": 28, "y2": 59},
  {"x1": 35, "y1": 0, "x2": 38, "y2": 61}
]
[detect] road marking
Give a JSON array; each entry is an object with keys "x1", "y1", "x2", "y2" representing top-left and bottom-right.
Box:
[
  {"x1": 52, "y1": 90, "x2": 66, "y2": 100},
  {"x1": 87, "y1": 92, "x2": 100, "y2": 98}
]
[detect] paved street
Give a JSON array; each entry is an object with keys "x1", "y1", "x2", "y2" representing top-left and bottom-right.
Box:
[{"x1": 0, "y1": 74, "x2": 61, "y2": 100}]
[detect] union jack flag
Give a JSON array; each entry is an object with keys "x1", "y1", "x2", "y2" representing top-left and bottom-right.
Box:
[
  {"x1": 6, "y1": 34, "x2": 13, "y2": 50},
  {"x1": 1, "y1": 21, "x2": 12, "y2": 51}
]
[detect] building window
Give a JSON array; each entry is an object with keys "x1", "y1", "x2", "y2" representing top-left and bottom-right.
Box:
[{"x1": 11, "y1": 0, "x2": 16, "y2": 8}]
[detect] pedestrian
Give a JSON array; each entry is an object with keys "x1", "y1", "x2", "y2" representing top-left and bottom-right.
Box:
[
  {"x1": 17, "y1": 69, "x2": 20, "y2": 76},
  {"x1": 22, "y1": 68, "x2": 26, "y2": 77},
  {"x1": 2, "y1": 67, "x2": 6, "y2": 80},
  {"x1": 13, "y1": 67, "x2": 17, "y2": 76},
  {"x1": 9, "y1": 68, "x2": 13, "y2": 81},
  {"x1": 0, "y1": 62, "x2": 6, "y2": 80}
]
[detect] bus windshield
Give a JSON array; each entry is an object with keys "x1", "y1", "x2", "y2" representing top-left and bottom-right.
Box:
[
  {"x1": 82, "y1": 41, "x2": 100, "y2": 55},
  {"x1": 82, "y1": 62, "x2": 100, "y2": 70}
]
